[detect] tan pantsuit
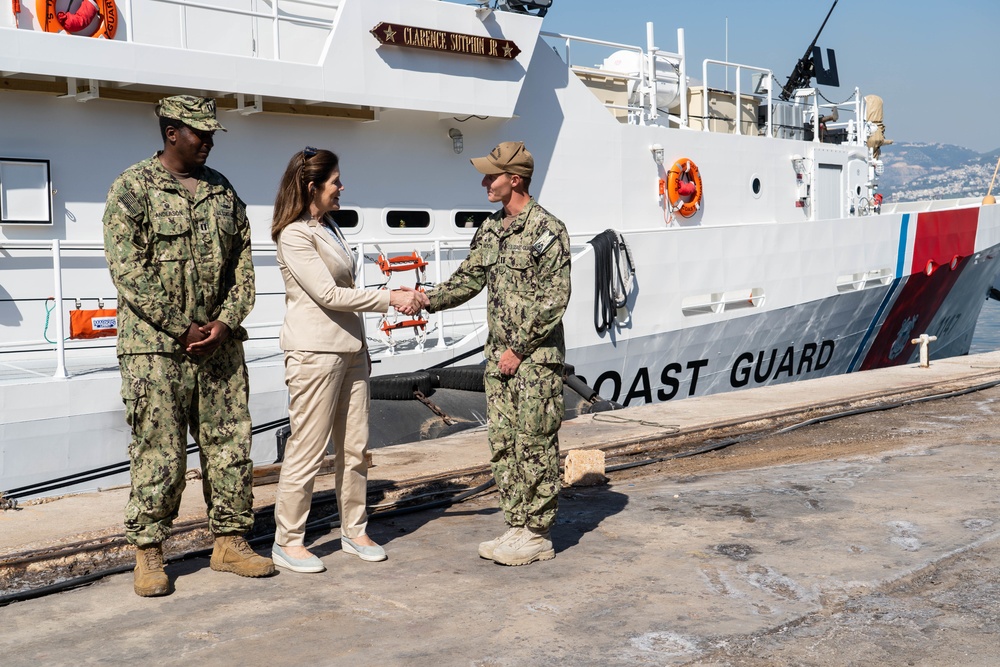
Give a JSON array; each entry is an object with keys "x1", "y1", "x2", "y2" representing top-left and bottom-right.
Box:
[
  {"x1": 273, "y1": 217, "x2": 389, "y2": 547},
  {"x1": 275, "y1": 348, "x2": 370, "y2": 544}
]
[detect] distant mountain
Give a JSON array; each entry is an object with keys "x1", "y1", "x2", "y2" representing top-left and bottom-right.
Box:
[{"x1": 879, "y1": 143, "x2": 1000, "y2": 202}]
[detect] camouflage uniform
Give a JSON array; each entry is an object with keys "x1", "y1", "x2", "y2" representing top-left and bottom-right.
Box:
[
  {"x1": 427, "y1": 198, "x2": 571, "y2": 530},
  {"x1": 103, "y1": 154, "x2": 256, "y2": 546}
]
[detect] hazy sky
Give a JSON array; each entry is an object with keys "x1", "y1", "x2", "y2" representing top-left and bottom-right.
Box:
[{"x1": 535, "y1": 0, "x2": 999, "y2": 153}]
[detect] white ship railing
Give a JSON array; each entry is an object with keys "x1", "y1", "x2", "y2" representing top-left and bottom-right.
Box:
[
  {"x1": 0, "y1": 232, "x2": 609, "y2": 379},
  {"x1": 121, "y1": 0, "x2": 338, "y2": 61},
  {"x1": 700, "y1": 59, "x2": 773, "y2": 137},
  {"x1": 542, "y1": 24, "x2": 688, "y2": 128}
]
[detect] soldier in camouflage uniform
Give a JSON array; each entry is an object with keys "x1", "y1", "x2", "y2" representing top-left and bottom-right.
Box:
[
  {"x1": 424, "y1": 141, "x2": 571, "y2": 566},
  {"x1": 103, "y1": 96, "x2": 273, "y2": 597}
]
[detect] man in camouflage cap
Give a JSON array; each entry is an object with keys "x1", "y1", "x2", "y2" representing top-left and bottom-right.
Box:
[
  {"x1": 103, "y1": 95, "x2": 273, "y2": 597},
  {"x1": 422, "y1": 141, "x2": 571, "y2": 566},
  {"x1": 154, "y1": 94, "x2": 227, "y2": 132}
]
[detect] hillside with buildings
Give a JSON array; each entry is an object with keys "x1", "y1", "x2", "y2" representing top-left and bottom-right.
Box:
[{"x1": 879, "y1": 143, "x2": 1000, "y2": 202}]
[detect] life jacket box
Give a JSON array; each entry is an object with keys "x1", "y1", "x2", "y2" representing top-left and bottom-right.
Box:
[{"x1": 69, "y1": 308, "x2": 117, "y2": 339}]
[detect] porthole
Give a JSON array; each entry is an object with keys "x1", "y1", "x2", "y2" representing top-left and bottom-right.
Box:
[
  {"x1": 385, "y1": 210, "x2": 431, "y2": 230},
  {"x1": 750, "y1": 175, "x2": 762, "y2": 199},
  {"x1": 454, "y1": 210, "x2": 492, "y2": 229},
  {"x1": 330, "y1": 209, "x2": 359, "y2": 229}
]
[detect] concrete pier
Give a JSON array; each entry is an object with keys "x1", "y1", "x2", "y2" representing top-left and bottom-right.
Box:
[{"x1": 3, "y1": 352, "x2": 1000, "y2": 665}]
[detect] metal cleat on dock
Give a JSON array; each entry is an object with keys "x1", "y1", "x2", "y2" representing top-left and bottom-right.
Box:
[{"x1": 911, "y1": 333, "x2": 938, "y2": 367}]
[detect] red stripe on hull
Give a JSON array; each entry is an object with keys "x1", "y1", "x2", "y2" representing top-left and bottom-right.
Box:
[
  {"x1": 910, "y1": 208, "x2": 979, "y2": 274},
  {"x1": 860, "y1": 209, "x2": 980, "y2": 371}
]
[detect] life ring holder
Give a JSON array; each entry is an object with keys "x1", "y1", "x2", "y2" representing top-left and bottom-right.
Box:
[
  {"x1": 666, "y1": 157, "x2": 703, "y2": 218},
  {"x1": 37, "y1": 0, "x2": 118, "y2": 39}
]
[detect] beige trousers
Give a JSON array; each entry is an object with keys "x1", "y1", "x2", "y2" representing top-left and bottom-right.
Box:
[{"x1": 274, "y1": 349, "x2": 371, "y2": 546}]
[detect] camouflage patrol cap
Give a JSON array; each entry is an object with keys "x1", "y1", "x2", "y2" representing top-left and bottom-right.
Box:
[
  {"x1": 471, "y1": 141, "x2": 533, "y2": 178},
  {"x1": 155, "y1": 95, "x2": 227, "y2": 132}
]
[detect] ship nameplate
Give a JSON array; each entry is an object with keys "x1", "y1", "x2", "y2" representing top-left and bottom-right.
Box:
[{"x1": 370, "y1": 22, "x2": 520, "y2": 60}]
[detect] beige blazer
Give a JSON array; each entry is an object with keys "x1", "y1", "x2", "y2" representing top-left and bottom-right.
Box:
[{"x1": 277, "y1": 218, "x2": 390, "y2": 353}]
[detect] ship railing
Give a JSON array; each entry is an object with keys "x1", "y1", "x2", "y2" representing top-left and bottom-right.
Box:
[
  {"x1": 0, "y1": 239, "x2": 293, "y2": 379},
  {"x1": 1, "y1": 233, "x2": 600, "y2": 379},
  {"x1": 784, "y1": 86, "x2": 865, "y2": 146},
  {"x1": 124, "y1": 0, "x2": 338, "y2": 62},
  {"x1": 542, "y1": 24, "x2": 689, "y2": 128},
  {"x1": 0, "y1": 230, "x2": 605, "y2": 378},
  {"x1": 351, "y1": 235, "x2": 594, "y2": 355},
  {"x1": 817, "y1": 88, "x2": 863, "y2": 145},
  {"x1": 699, "y1": 59, "x2": 773, "y2": 137}
]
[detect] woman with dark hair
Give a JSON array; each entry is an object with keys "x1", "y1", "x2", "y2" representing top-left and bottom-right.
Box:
[{"x1": 270, "y1": 148, "x2": 421, "y2": 573}]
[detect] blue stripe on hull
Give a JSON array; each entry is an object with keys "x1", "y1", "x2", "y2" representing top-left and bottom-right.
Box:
[{"x1": 847, "y1": 213, "x2": 910, "y2": 373}]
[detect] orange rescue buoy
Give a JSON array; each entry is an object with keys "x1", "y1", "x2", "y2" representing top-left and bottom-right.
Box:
[
  {"x1": 666, "y1": 157, "x2": 703, "y2": 218},
  {"x1": 37, "y1": 0, "x2": 117, "y2": 39}
]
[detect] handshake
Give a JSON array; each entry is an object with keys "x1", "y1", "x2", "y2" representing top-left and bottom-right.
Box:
[{"x1": 389, "y1": 285, "x2": 430, "y2": 317}]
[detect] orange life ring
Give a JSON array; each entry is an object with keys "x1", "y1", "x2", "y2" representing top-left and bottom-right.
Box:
[
  {"x1": 666, "y1": 157, "x2": 703, "y2": 218},
  {"x1": 37, "y1": 0, "x2": 118, "y2": 39}
]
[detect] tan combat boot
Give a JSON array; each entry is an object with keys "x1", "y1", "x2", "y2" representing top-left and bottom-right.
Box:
[
  {"x1": 478, "y1": 526, "x2": 520, "y2": 560},
  {"x1": 133, "y1": 544, "x2": 170, "y2": 597},
  {"x1": 210, "y1": 535, "x2": 275, "y2": 577},
  {"x1": 492, "y1": 527, "x2": 555, "y2": 566}
]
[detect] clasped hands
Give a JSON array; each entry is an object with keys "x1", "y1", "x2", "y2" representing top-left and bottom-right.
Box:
[
  {"x1": 390, "y1": 285, "x2": 430, "y2": 317},
  {"x1": 179, "y1": 320, "x2": 230, "y2": 356}
]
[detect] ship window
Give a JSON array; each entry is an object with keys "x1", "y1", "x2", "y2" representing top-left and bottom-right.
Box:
[
  {"x1": 0, "y1": 158, "x2": 52, "y2": 225},
  {"x1": 454, "y1": 211, "x2": 492, "y2": 229},
  {"x1": 385, "y1": 210, "x2": 431, "y2": 230},
  {"x1": 330, "y1": 208, "x2": 359, "y2": 229},
  {"x1": 750, "y1": 175, "x2": 762, "y2": 198}
]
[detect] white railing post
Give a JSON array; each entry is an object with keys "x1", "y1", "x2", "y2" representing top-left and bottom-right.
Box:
[
  {"x1": 179, "y1": 2, "x2": 188, "y2": 49},
  {"x1": 51, "y1": 240, "x2": 68, "y2": 379},
  {"x1": 854, "y1": 87, "x2": 862, "y2": 145},
  {"x1": 678, "y1": 28, "x2": 688, "y2": 129},
  {"x1": 272, "y1": 0, "x2": 280, "y2": 60},
  {"x1": 125, "y1": 0, "x2": 134, "y2": 42},
  {"x1": 701, "y1": 59, "x2": 709, "y2": 132},
  {"x1": 812, "y1": 91, "x2": 820, "y2": 143},
  {"x1": 434, "y1": 239, "x2": 446, "y2": 349},
  {"x1": 355, "y1": 241, "x2": 365, "y2": 288},
  {"x1": 646, "y1": 22, "x2": 657, "y2": 124},
  {"x1": 766, "y1": 70, "x2": 773, "y2": 137},
  {"x1": 734, "y1": 64, "x2": 742, "y2": 135}
]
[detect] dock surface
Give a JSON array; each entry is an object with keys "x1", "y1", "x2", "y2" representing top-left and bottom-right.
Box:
[{"x1": 3, "y1": 352, "x2": 1000, "y2": 665}]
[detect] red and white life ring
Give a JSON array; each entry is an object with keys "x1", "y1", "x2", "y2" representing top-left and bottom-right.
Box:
[
  {"x1": 37, "y1": 0, "x2": 118, "y2": 39},
  {"x1": 666, "y1": 157, "x2": 703, "y2": 218}
]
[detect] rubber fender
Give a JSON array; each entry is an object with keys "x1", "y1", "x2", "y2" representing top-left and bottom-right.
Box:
[
  {"x1": 369, "y1": 371, "x2": 435, "y2": 400},
  {"x1": 429, "y1": 365, "x2": 486, "y2": 392},
  {"x1": 564, "y1": 372, "x2": 599, "y2": 402}
]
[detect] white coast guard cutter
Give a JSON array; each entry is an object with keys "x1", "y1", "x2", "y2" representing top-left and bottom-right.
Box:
[{"x1": 2, "y1": 0, "x2": 998, "y2": 499}]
